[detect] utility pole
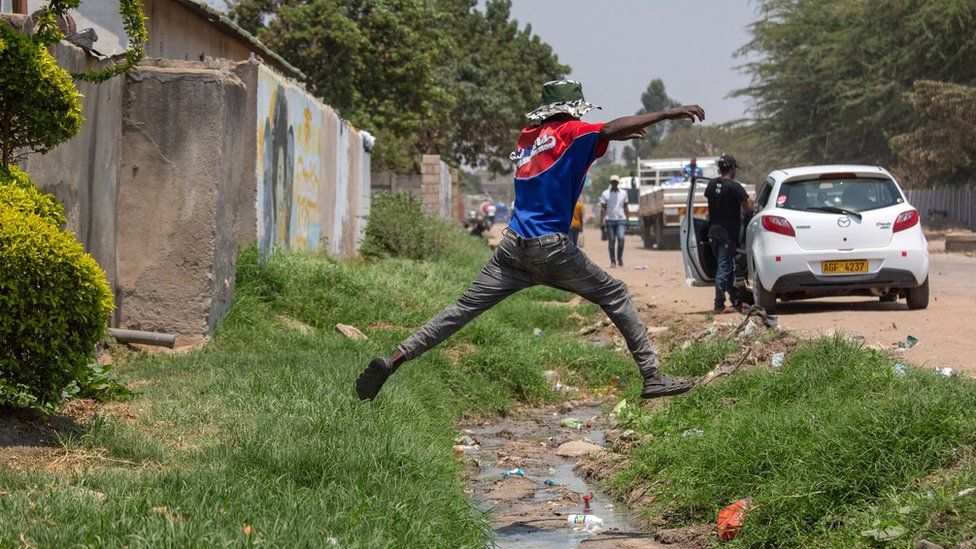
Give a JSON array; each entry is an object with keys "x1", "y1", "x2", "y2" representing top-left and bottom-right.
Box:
[{"x1": 12, "y1": 0, "x2": 28, "y2": 14}]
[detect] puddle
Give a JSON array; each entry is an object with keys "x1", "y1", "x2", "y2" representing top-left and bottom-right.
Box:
[{"x1": 461, "y1": 407, "x2": 642, "y2": 548}]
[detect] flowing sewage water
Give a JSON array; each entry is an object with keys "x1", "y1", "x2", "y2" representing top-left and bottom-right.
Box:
[{"x1": 462, "y1": 406, "x2": 644, "y2": 548}]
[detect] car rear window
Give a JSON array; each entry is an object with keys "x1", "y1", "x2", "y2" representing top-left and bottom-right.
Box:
[{"x1": 776, "y1": 178, "x2": 903, "y2": 212}]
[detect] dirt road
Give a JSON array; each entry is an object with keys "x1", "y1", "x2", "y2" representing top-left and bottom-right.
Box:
[{"x1": 577, "y1": 227, "x2": 976, "y2": 373}]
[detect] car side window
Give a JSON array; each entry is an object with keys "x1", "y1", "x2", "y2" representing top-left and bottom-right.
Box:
[{"x1": 755, "y1": 178, "x2": 774, "y2": 210}]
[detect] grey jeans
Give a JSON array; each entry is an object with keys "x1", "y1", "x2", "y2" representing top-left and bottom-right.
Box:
[{"x1": 397, "y1": 229, "x2": 661, "y2": 377}]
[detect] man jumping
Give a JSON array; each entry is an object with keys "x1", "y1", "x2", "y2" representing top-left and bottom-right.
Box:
[{"x1": 356, "y1": 80, "x2": 704, "y2": 401}]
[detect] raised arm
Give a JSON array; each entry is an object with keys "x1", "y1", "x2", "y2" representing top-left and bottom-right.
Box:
[{"x1": 600, "y1": 105, "x2": 706, "y2": 142}]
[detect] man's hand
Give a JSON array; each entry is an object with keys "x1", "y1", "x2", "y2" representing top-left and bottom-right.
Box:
[{"x1": 667, "y1": 105, "x2": 706, "y2": 123}]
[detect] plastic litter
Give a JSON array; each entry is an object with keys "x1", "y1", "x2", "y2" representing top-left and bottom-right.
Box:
[
  {"x1": 560, "y1": 418, "x2": 583, "y2": 430},
  {"x1": 771, "y1": 352, "x2": 785, "y2": 368},
  {"x1": 605, "y1": 503, "x2": 615, "y2": 510},
  {"x1": 502, "y1": 468, "x2": 525, "y2": 478},
  {"x1": 956, "y1": 487, "x2": 976, "y2": 498},
  {"x1": 544, "y1": 479, "x2": 557, "y2": 487},
  {"x1": 634, "y1": 264, "x2": 648, "y2": 270},
  {"x1": 454, "y1": 444, "x2": 481, "y2": 454},
  {"x1": 937, "y1": 367, "x2": 954, "y2": 377},
  {"x1": 611, "y1": 399, "x2": 628, "y2": 417},
  {"x1": 897, "y1": 335, "x2": 919, "y2": 348},
  {"x1": 682, "y1": 428, "x2": 704, "y2": 437},
  {"x1": 455, "y1": 435, "x2": 479, "y2": 446},
  {"x1": 533, "y1": 327, "x2": 544, "y2": 338},
  {"x1": 892, "y1": 363, "x2": 907, "y2": 376},
  {"x1": 717, "y1": 498, "x2": 752, "y2": 541},
  {"x1": 583, "y1": 492, "x2": 595, "y2": 512},
  {"x1": 554, "y1": 382, "x2": 577, "y2": 393},
  {"x1": 567, "y1": 514, "x2": 604, "y2": 533}
]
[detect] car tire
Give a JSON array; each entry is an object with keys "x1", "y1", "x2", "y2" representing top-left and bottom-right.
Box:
[
  {"x1": 755, "y1": 282, "x2": 777, "y2": 314},
  {"x1": 906, "y1": 277, "x2": 929, "y2": 310}
]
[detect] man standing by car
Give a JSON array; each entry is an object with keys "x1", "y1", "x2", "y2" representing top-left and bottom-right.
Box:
[
  {"x1": 355, "y1": 79, "x2": 705, "y2": 402},
  {"x1": 600, "y1": 175, "x2": 629, "y2": 268},
  {"x1": 705, "y1": 155, "x2": 753, "y2": 313}
]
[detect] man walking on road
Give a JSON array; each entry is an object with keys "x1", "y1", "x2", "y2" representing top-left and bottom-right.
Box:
[
  {"x1": 599, "y1": 175, "x2": 629, "y2": 268},
  {"x1": 705, "y1": 154, "x2": 753, "y2": 313},
  {"x1": 356, "y1": 80, "x2": 704, "y2": 402}
]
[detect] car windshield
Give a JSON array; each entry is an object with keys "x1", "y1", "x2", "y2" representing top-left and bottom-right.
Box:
[{"x1": 776, "y1": 177, "x2": 903, "y2": 213}]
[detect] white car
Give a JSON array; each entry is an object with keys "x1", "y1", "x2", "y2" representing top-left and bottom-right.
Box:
[{"x1": 681, "y1": 165, "x2": 929, "y2": 313}]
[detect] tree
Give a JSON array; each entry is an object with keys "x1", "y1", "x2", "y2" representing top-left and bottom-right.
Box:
[
  {"x1": 890, "y1": 80, "x2": 976, "y2": 186},
  {"x1": 621, "y1": 78, "x2": 682, "y2": 167},
  {"x1": 736, "y1": 0, "x2": 976, "y2": 181},
  {"x1": 228, "y1": 0, "x2": 567, "y2": 174}
]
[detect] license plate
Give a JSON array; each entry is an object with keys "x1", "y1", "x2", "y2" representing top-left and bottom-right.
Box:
[{"x1": 821, "y1": 260, "x2": 868, "y2": 275}]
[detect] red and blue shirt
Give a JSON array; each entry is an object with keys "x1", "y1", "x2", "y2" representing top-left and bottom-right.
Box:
[{"x1": 507, "y1": 120, "x2": 608, "y2": 238}]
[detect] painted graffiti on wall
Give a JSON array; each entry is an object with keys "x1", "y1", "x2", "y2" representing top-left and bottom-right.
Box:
[
  {"x1": 256, "y1": 69, "x2": 324, "y2": 255},
  {"x1": 253, "y1": 64, "x2": 373, "y2": 258}
]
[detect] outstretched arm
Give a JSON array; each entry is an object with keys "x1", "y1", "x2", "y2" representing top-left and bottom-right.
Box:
[{"x1": 600, "y1": 105, "x2": 705, "y2": 142}]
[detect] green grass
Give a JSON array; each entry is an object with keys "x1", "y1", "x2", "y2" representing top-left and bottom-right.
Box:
[
  {"x1": 0, "y1": 230, "x2": 636, "y2": 547},
  {"x1": 614, "y1": 338, "x2": 976, "y2": 547}
]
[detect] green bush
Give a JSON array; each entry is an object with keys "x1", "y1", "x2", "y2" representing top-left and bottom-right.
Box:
[
  {"x1": 360, "y1": 192, "x2": 453, "y2": 261},
  {"x1": 0, "y1": 167, "x2": 66, "y2": 226},
  {"x1": 0, "y1": 205, "x2": 113, "y2": 410}
]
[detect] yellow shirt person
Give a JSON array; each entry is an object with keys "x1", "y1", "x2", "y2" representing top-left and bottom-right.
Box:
[{"x1": 569, "y1": 201, "x2": 584, "y2": 245}]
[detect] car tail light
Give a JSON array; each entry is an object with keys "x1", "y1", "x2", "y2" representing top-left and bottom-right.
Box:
[
  {"x1": 762, "y1": 215, "x2": 795, "y2": 237},
  {"x1": 818, "y1": 172, "x2": 857, "y2": 180},
  {"x1": 893, "y1": 209, "x2": 919, "y2": 233}
]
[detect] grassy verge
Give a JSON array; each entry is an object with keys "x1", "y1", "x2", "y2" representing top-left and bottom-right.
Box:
[
  {"x1": 613, "y1": 337, "x2": 976, "y2": 546},
  {"x1": 0, "y1": 225, "x2": 635, "y2": 547}
]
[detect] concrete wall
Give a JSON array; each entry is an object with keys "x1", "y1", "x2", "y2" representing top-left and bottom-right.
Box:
[
  {"x1": 115, "y1": 65, "x2": 247, "y2": 338},
  {"x1": 420, "y1": 155, "x2": 454, "y2": 219},
  {"x1": 4, "y1": 20, "x2": 371, "y2": 340}
]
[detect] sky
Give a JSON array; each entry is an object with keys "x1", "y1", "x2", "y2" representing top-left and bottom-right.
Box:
[{"x1": 501, "y1": 0, "x2": 757, "y2": 125}]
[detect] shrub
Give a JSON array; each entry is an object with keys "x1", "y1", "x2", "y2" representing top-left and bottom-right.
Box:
[
  {"x1": 0, "y1": 21, "x2": 82, "y2": 168},
  {"x1": 360, "y1": 192, "x2": 453, "y2": 261},
  {"x1": 0, "y1": 167, "x2": 66, "y2": 227},
  {"x1": 0, "y1": 205, "x2": 113, "y2": 411}
]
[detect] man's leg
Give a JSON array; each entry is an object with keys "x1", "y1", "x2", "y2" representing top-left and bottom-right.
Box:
[
  {"x1": 712, "y1": 239, "x2": 729, "y2": 311},
  {"x1": 540, "y1": 242, "x2": 692, "y2": 398},
  {"x1": 614, "y1": 221, "x2": 626, "y2": 266},
  {"x1": 606, "y1": 222, "x2": 618, "y2": 266},
  {"x1": 726, "y1": 244, "x2": 742, "y2": 308},
  {"x1": 355, "y1": 241, "x2": 532, "y2": 400}
]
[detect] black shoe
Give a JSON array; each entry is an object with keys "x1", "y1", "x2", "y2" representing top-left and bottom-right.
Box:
[
  {"x1": 356, "y1": 357, "x2": 395, "y2": 401},
  {"x1": 641, "y1": 372, "x2": 694, "y2": 399}
]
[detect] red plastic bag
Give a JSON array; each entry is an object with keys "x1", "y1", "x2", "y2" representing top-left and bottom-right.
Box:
[{"x1": 717, "y1": 498, "x2": 751, "y2": 541}]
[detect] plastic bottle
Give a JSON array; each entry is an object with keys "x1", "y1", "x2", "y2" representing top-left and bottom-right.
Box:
[
  {"x1": 560, "y1": 418, "x2": 582, "y2": 430},
  {"x1": 717, "y1": 498, "x2": 752, "y2": 541},
  {"x1": 453, "y1": 444, "x2": 481, "y2": 453},
  {"x1": 502, "y1": 468, "x2": 525, "y2": 479},
  {"x1": 566, "y1": 514, "x2": 604, "y2": 533}
]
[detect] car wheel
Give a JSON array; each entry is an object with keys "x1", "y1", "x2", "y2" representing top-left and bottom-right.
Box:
[
  {"x1": 755, "y1": 282, "x2": 777, "y2": 314},
  {"x1": 906, "y1": 277, "x2": 929, "y2": 310}
]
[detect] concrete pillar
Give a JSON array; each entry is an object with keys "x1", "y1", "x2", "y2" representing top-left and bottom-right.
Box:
[
  {"x1": 420, "y1": 154, "x2": 442, "y2": 216},
  {"x1": 115, "y1": 66, "x2": 246, "y2": 341}
]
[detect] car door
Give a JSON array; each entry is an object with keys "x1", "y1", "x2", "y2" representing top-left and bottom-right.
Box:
[
  {"x1": 680, "y1": 171, "x2": 715, "y2": 287},
  {"x1": 745, "y1": 176, "x2": 775, "y2": 288}
]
